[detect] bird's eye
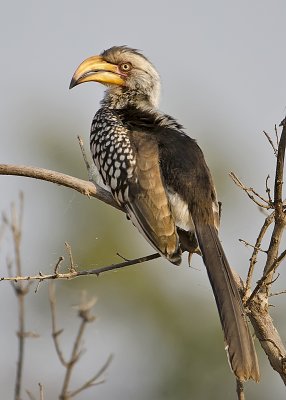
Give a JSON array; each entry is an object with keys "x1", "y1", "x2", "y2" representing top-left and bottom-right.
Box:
[{"x1": 119, "y1": 62, "x2": 132, "y2": 72}]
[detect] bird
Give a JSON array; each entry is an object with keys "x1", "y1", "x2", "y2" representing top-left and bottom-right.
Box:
[{"x1": 69, "y1": 46, "x2": 259, "y2": 381}]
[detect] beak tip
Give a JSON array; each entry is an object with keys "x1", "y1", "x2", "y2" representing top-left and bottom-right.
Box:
[{"x1": 69, "y1": 78, "x2": 76, "y2": 90}]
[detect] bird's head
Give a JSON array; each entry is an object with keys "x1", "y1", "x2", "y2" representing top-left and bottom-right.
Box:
[{"x1": 69, "y1": 46, "x2": 161, "y2": 109}]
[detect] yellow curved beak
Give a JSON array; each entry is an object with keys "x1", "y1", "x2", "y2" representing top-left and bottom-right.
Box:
[{"x1": 69, "y1": 55, "x2": 125, "y2": 89}]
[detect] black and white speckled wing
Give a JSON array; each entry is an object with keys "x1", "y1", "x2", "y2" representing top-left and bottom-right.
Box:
[{"x1": 90, "y1": 107, "x2": 136, "y2": 205}]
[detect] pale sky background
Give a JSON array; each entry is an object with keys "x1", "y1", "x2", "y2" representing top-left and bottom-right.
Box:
[{"x1": 0, "y1": 1, "x2": 286, "y2": 399}]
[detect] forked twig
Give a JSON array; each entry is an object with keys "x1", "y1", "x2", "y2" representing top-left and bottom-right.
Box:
[
  {"x1": 68, "y1": 355, "x2": 113, "y2": 398},
  {"x1": 247, "y1": 249, "x2": 286, "y2": 306},
  {"x1": 229, "y1": 172, "x2": 271, "y2": 209},
  {"x1": 48, "y1": 283, "x2": 112, "y2": 399}
]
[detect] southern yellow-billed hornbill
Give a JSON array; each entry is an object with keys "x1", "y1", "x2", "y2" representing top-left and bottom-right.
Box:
[{"x1": 70, "y1": 46, "x2": 259, "y2": 381}]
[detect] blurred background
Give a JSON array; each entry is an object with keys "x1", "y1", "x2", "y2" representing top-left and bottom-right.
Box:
[{"x1": 0, "y1": 0, "x2": 286, "y2": 398}]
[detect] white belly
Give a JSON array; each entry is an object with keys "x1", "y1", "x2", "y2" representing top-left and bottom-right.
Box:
[{"x1": 167, "y1": 190, "x2": 194, "y2": 232}]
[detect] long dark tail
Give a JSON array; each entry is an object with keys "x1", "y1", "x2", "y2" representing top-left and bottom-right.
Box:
[{"x1": 195, "y1": 223, "x2": 260, "y2": 381}]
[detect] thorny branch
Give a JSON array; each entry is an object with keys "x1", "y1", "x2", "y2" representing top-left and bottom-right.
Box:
[{"x1": 48, "y1": 283, "x2": 112, "y2": 399}]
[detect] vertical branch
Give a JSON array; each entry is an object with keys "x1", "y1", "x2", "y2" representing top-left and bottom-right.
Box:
[
  {"x1": 49, "y1": 279, "x2": 91, "y2": 395},
  {"x1": 231, "y1": 121, "x2": 286, "y2": 384},
  {"x1": 60, "y1": 317, "x2": 86, "y2": 399},
  {"x1": 236, "y1": 379, "x2": 245, "y2": 400},
  {"x1": 39, "y1": 383, "x2": 44, "y2": 400},
  {"x1": 48, "y1": 283, "x2": 67, "y2": 367},
  {"x1": 49, "y1": 282, "x2": 112, "y2": 399},
  {"x1": 246, "y1": 120, "x2": 286, "y2": 383},
  {"x1": 59, "y1": 291, "x2": 97, "y2": 399},
  {"x1": 262, "y1": 118, "x2": 286, "y2": 292},
  {"x1": 244, "y1": 212, "x2": 274, "y2": 293},
  {"x1": 9, "y1": 193, "x2": 29, "y2": 400}
]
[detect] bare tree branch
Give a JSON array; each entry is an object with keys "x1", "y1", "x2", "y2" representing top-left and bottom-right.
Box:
[
  {"x1": 26, "y1": 390, "x2": 37, "y2": 400},
  {"x1": 1, "y1": 251, "x2": 161, "y2": 283},
  {"x1": 38, "y1": 383, "x2": 44, "y2": 400},
  {"x1": 48, "y1": 283, "x2": 68, "y2": 367},
  {"x1": 263, "y1": 130, "x2": 278, "y2": 156},
  {"x1": 0, "y1": 163, "x2": 121, "y2": 212},
  {"x1": 244, "y1": 212, "x2": 275, "y2": 295},
  {"x1": 245, "y1": 120, "x2": 286, "y2": 384},
  {"x1": 236, "y1": 379, "x2": 245, "y2": 400},
  {"x1": 229, "y1": 172, "x2": 271, "y2": 209},
  {"x1": 68, "y1": 355, "x2": 113, "y2": 398},
  {"x1": 48, "y1": 283, "x2": 112, "y2": 399},
  {"x1": 3, "y1": 193, "x2": 30, "y2": 400},
  {"x1": 249, "y1": 118, "x2": 286, "y2": 300}
]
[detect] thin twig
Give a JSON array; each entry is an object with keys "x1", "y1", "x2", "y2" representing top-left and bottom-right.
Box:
[
  {"x1": 239, "y1": 238, "x2": 267, "y2": 253},
  {"x1": 69, "y1": 354, "x2": 113, "y2": 398},
  {"x1": 7, "y1": 193, "x2": 28, "y2": 400},
  {"x1": 65, "y1": 242, "x2": 76, "y2": 273},
  {"x1": 275, "y1": 125, "x2": 279, "y2": 148},
  {"x1": 77, "y1": 135, "x2": 91, "y2": 171},
  {"x1": 77, "y1": 135, "x2": 110, "y2": 190},
  {"x1": 269, "y1": 290, "x2": 286, "y2": 297},
  {"x1": 0, "y1": 218, "x2": 7, "y2": 250},
  {"x1": 49, "y1": 284, "x2": 111, "y2": 399},
  {"x1": 54, "y1": 256, "x2": 64, "y2": 275},
  {"x1": 247, "y1": 248, "x2": 286, "y2": 306},
  {"x1": 60, "y1": 317, "x2": 87, "y2": 398},
  {"x1": 263, "y1": 130, "x2": 278, "y2": 156},
  {"x1": 48, "y1": 283, "x2": 67, "y2": 367},
  {"x1": 265, "y1": 175, "x2": 273, "y2": 204},
  {"x1": 1, "y1": 252, "x2": 161, "y2": 283},
  {"x1": 229, "y1": 172, "x2": 271, "y2": 209},
  {"x1": 26, "y1": 390, "x2": 37, "y2": 400},
  {"x1": 244, "y1": 212, "x2": 274, "y2": 294},
  {"x1": 116, "y1": 252, "x2": 130, "y2": 261},
  {"x1": 39, "y1": 383, "x2": 44, "y2": 400}
]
